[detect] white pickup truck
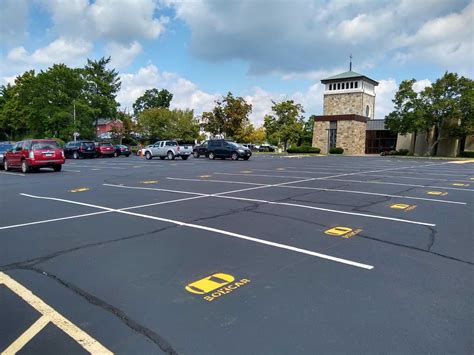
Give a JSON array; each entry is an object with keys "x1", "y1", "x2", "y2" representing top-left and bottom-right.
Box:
[{"x1": 143, "y1": 140, "x2": 192, "y2": 160}]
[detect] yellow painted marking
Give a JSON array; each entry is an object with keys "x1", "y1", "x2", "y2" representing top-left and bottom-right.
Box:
[
  {"x1": 3, "y1": 315, "x2": 50, "y2": 354},
  {"x1": 324, "y1": 226, "x2": 362, "y2": 239},
  {"x1": 427, "y1": 191, "x2": 448, "y2": 196},
  {"x1": 0, "y1": 271, "x2": 112, "y2": 354},
  {"x1": 452, "y1": 183, "x2": 469, "y2": 187},
  {"x1": 276, "y1": 168, "x2": 286, "y2": 171},
  {"x1": 141, "y1": 180, "x2": 159, "y2": 184},
  {"x1": 390, "y1": 204, "x2": 416, "y2": 211},
  {"x1": 199, "y1": 175, "x2": 212, "y2": 178},
  {"x1": 69, "y1": 187, "x2": 90, "y2": 193},
  {"x1": 470, "y1": 177, "x2": 474, "y2": 180},
  {"x1": 91, "y1": 168, "x2": 101, "y2": 171},
  {"x1": 448, "y1": 160, "x2": 474, "y2": 164},
  {"x1": 240, "y1": 170, "x2": 252, "y2": 173},
  {"x1": 185, "y1": 273, "x2": 235, "y2": 295}
]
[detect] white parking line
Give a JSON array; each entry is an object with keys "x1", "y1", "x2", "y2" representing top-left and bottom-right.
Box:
[
  {"x1": 0, "y1": 171, "x2": 26, "y2": 177},
  {"x1": 104, "y1": 184, "x2": 436, "y2": 226},
  {"x1": 166, "y1": 177, "x2": 466, "y2": 205},
  {"x1": 19, "y1": 193, "x2": 374, "y2": 270},
  {"x1": 328, "y1": 178, "x2": 474, "y2": 192}
]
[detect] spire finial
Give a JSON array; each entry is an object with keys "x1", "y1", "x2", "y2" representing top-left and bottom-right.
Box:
[{"x1": 349, "y1": 54, "x2": 352, "y2": 71}]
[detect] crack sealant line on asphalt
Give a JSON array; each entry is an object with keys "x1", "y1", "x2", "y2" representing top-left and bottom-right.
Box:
[
  {"x1": 18, "y1": 193, "x2": 374, "y2": 270},
  {"x1": 165, "y1": 177, "x2": 466, "y2": 205}
]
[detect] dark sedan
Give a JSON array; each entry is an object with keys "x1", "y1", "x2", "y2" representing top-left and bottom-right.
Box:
[
  {"x1": 193, "y1": 140, "x2": 208, "y2": 158},
  {"x1": 114, "y1": 145, "x2": 131, "y2": 157}
]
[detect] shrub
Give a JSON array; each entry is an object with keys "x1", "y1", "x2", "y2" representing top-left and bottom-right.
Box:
[
  {"x1": 397, "y1": 149, "x2": 409, "y2": 155},
  {"x1": 286, "y1": 146, "x2": 321, "y2": 154},
  {"x1": 329, "y1": 147, "x2": 344, "y2": 154},
  {"x1": 459, "y1": 151, "x2": 474, "y2": 158}
]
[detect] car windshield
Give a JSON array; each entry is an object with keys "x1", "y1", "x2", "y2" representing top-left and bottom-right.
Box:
[
  {"x1": 0, "y1": 143, "x2": 13, "y2": 151},
  {"x1": 31, "y1": 141, "x2": 59, "y2": 150}
]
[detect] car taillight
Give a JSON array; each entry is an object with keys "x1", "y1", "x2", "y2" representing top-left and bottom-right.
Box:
[{"x1": 29, "y1": 151, "x2": 35, "y2": 159}]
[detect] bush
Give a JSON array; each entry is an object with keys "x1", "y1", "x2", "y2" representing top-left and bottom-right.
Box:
[
  {"x1": 459, "y1": 151, "x2": 474, "y2": 158},
  {"x1": 381, "y1": 149, "x2": 410, "y2": 156},
  {"x1": 329, "y1": 147, "x2": 344, "y2": 154},
  {"x1": 286, "y1": 146, "x2": 321, "y2": 154}
]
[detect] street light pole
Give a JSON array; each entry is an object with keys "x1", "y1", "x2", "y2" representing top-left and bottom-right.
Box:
[{"x1": 73, "y1": 101, "x2": 76, "y2": 141}]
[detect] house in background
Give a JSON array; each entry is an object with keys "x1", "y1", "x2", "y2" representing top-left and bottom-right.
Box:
[{"x1": 96, "y1": 118, "x2": 123, "y2": 139}]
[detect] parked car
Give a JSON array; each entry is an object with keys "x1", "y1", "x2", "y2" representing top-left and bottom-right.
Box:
[
  {"x1": 241, "y1": 143, "x2": 257, "y2": 151},
  {"x1": 258, "y1": 144, "x2": 277, "y2": 152},
  {"x1": 95, "y1": 142, "x2": 115, "y2": 157},
  {"x1": 207, "y1": 139, "x2": 252, "y2": 160},
  {"x1": 0, "y1": 142, "x2": 14, "y2": 169},
  {"x1": 114, "y1": 144, "x2": 131, "y2": 157},
  {"x1": 3, "y1": 139, "x2": 65, "y2": 173},
  {"x1": 143, "y1": 140, "x2": 192, "y2": 160},
  {"x1": 64, "y1": 141, "x2": 96, "y2": 159},
  {"x1": 193, "y1": 140, "x2": 208, "y2": 158}
]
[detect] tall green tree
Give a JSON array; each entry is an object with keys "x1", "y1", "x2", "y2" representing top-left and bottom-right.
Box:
[
  {"x1": 133, "y1": 88, "x2": 173, "y2": 115},
  {"x1": 0, "y1": 79, "x2": 30, "y2": 140},
  {"x1": 264, "y1": 100, "x2": 304, "y2": 150},
  {"x1": 202, "y1": 92, "x2": 252, "y2": 139},
  {"x1": 83, "y1": 56, "x2": 121, "y2": 127}
]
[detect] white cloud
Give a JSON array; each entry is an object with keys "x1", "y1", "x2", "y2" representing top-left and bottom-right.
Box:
[
  {"x1": 0, "y1": 0, "x2": 28, "y2": 44},
  {"x1": 413, "y1": 79, "x2": 432, "y2": 93},
  {"x1": 375, "y1": 79, "x2": 398, "y2": 120},
  {"x1": 106, "y1": 41, "x2": 143, "y2": 69},
  {"x1": 167, "y1": 0, "x2": 473, "y2": 76},
  {"x1": 41, "y1": 0, "x2": 169, "y2": 43}
]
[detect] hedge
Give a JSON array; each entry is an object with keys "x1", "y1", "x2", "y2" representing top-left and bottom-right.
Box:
[
  {"x1": 329, "y1": 147, "x2": 344, "y2": 154},
  {"x1": 459, "y1": 151, "x2": 474, "y2": 158},
  {"x1": 286, "y1": 146, "x2": 321, "y2": 154},
  {"x1": 381, "y1": 149, "x2": 409, "y2": 156}
]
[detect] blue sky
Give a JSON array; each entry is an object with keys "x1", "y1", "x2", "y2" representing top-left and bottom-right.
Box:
[{"x1": 1, "y1": 0, "x2": 472, "y2": 125}]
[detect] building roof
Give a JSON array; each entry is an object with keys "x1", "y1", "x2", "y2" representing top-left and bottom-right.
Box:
[{"x1": 321, "y1": 70, "x2": 379, "y2": 86}]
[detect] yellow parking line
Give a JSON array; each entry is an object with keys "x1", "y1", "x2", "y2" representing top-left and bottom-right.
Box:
[
  {"x1": 2, "y1": 315, "x2": 50, "y2": 354},
  {"x1": 0, "y1": 272, "x2": 112, "y2": 355}
]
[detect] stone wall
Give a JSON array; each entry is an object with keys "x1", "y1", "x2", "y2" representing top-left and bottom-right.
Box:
[
  {"x1": 312, "y1": 121, "x2": 329, "y2": 154},
  {"x1": 337, "y1": 120, "x2": 366, "y2": 155},
  {"x1": 324, "y1": 93, "x2": 363, "y2": 116},
  {"x1": 362, "y1": 94, "x2": 375, "y2": 119},
  {"x1": 464, "y1": 135, "x2": 474, "y2": 151}
]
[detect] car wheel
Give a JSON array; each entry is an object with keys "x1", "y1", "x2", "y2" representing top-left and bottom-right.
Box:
[
  {"x1": 209, "y1": 152, "x2": 215, "y2": 160},
  {"x1": 181, "y1": 155, "x2": 189, "y2": 160},
  {"x1": 145, "y1": 151, "x2": 152, "y2": 160},
  {"x1": 231, "y1": 152, "x2": 239, "y2": 161},
  {"x1": 21, "y1": 160, "x2": 30, "y2": 173},
  {"x1": 73, "y1": 151, "x2": 79, "y2": 159},
  {"x1": 167, "y1": 151, "x2": 175, "y2": 160},
  {"x1": 193, "y1": 151, "x2": 199, "y2": 158},
  {"x1": 53, "y1": 164, "x2": 62, "y2": 172},
  {"x1": 4, "y1": 159, "x2": 9, "y2": 171}
]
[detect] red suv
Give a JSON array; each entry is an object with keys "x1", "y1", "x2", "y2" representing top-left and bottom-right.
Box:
[
  {"x1": 3, "y1": 139, "x2": 65, "y2": 173},
  {"x1": 95, "y1": 142, "x2": 115, "y2": 157}
]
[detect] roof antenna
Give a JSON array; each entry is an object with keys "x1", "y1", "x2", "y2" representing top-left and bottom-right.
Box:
[{"x1": 349, "y1": 54, "x2": 352, "y2": 71}]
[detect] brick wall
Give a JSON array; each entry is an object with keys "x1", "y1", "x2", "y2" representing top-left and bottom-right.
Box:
[{"x1": 336, "y1": 120, "x2": 367, "y2": 155}]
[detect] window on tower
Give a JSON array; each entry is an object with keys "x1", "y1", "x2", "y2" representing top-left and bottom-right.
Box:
[
  {"x1": 355, "y1": 82, "x2": 358, "y2": 88},
  {"x1": 337, "y1": 83, "x2": 341, "y2": 90},
  {"x1": 350, "y1": 82, "x2": 354, "y2": 89}
]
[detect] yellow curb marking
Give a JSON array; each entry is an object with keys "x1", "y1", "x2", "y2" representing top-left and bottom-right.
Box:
[
  {"x1": 141, "y1": 180, "x2": 159, "y2": 184},
  {"x1": 427, "y1": 191, "x2": 448, "y2": 196},
  {"x1": 324, "y1": 226, "x2": 362, "y2": 239},
  {"x1": 69, "y1": 187, "x2": 90, "y2": 193},
  {"x1": 390, "y1": 203, "x2": 417, "y2": 211},
  {"x1": 0, "y1": 271, "x2": 112, "y2": 355},
  {"x1": 451, "y1": 183, "x2": 469, "y2": 187}
]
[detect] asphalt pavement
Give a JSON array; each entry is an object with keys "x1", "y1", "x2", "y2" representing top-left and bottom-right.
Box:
[{"x1": 1, "y1": 154, "x2": 473, "y2": 354}]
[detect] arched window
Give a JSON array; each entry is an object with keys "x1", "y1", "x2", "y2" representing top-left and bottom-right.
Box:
[
  {"x1": 350, "y1": 82, "x2": 353, "y2": 89},
  {"x1": 355, "y1": 82, "x2": 358, "y2": 89},
  {"x1": 337, "y1": 83, "x2": 341, "y2": 90},
  {"x1": 366, "y1": 105, "x2": 370, "y2": 117}
]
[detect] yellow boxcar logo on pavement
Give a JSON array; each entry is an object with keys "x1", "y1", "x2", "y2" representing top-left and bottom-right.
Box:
[
  {"x1": 427, "y1": 191, "x2": 448, "y2": 196},
  {"x1": 452, "y1": 183, "x2": 469, "y2": 187},
  {"x1": 324, "y1": 227, "x2": 361, "y2": 239},
  {"x1": 390, "y1": 204, "x2": 416, "y2": 211},
  {"x1": 185, "y1": 273, "x2": 235, "y2": 294},
  {"x1": 69, "y1": 187, "x2": 90, "y2": 193},
  {"x1": 141, "y1": 180, "x2": 159, "y2": 184}
]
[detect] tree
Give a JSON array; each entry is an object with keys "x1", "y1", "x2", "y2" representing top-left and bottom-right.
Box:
[
  {"x1": 168, "y1": 109, "x2": 200, "y2": 142},
  {"x1": 83, "y1": 56, "x2": 121, "y2": 127},
  {"x1": 202, "y1": 92, "x2": 252, "y2": 139},
  {"x1": 299, "y1": 115, "x2": 316, "y2": 146},
  {"x1": 421, "y1": 73, "x2": 473, "y2": 155},
  {"x1": 0, "y1": 80, "x2": 29, "y2": 140},
  {"x1": 386, "y1": 73, "x2": 473, "y2": 155},
  {"x1": 385, "y1": 79, "x2": 425, "y2": 154},
  {"x1": 264, "y1": 100, "x2": 305, "y2": 150},
  {"x1": 133, "y1": 88, "x2": 173, "y2": 115}
]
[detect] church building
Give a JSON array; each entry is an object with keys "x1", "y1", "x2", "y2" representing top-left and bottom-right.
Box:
[{"x1": 312, "y1": 68, "x2": 397, "y2": 155}]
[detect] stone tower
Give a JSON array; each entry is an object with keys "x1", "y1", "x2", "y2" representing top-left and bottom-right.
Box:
[
  {"x1": 312, "y1": 70, "x2": 379, "y2": 155},
  {"x1": 321, "y1": 70, "x2": 378, "y2": 119}
]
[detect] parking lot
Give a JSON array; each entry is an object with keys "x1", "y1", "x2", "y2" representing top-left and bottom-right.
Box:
[{"x1": 1, "y1": 154, "x2": 473, "y2": 354}]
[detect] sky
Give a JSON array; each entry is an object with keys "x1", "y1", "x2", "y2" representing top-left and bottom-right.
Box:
[{"x1": 0, "y1": 0, "x2": 473, "y2": 126}]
